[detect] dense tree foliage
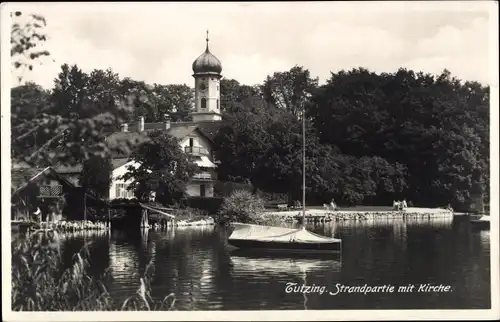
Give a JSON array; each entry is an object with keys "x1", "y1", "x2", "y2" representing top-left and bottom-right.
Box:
[
  {"x1": 120, "y1": 131, "x2": 199, "y2": 205},
  {"x1": 79, "y1": 156, "x2": 113, "y2": 199},
  {"x1": 11, "y1": 64, "x2": 133, "y2": 167},
  {"x1": 220, "y1": 79, "x2": 261, "y2": 112},
  {"x1": 11, "y1": 66, "x2": 196, "y2": 168},
  {"x1": 261, "y1": 65, "x2": 319, "y2": 118},
  {"x1": 119, "y1": 80, "x2": 194, "y2": 122},
  {"x1": 214, "y1": 95, "x2": 408, "y2": 206},
  {"x1": 307, "y1": 68, "x2": 489, "y2": 209}
]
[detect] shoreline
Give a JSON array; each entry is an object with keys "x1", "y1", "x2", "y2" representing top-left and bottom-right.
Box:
[{"x1": 263, "y1": 207, "x2": 454, "y2": 222}]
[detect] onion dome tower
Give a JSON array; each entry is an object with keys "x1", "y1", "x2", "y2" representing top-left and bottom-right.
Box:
[{"x1": 192, "y1": 30, "x2": 222, "y2": 122}]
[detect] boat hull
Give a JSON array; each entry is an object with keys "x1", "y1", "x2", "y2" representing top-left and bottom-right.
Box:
[{"x1": 227, "y1": 238, "x2": 342, "y2": 254}]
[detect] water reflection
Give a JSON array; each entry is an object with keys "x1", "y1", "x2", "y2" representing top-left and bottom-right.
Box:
[
  {"x1": 230, "y1": 251, "x2": 342, "y2": 274},
  {"x1": 12, "y1": 216, "x2": 491, "y2": 310},
  {"x1": 479, "y1": 230, "x2": 490, "y2": 250}
]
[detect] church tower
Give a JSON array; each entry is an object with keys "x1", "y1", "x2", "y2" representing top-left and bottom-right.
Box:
[{"x1": 191, "y1": 31, "x2": 222, "y2": 122}]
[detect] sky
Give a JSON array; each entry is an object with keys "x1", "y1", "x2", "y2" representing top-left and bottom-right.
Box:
[{"x1": 4, "y1": 1, "x2": 498, "y2": 89}]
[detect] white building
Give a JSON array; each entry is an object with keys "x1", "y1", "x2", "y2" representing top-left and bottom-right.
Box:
[
  {"x1": 105, "y1": 33, "x2": 223, "y2": 199},
  {"x1": 109, "y1": 158, "x2": 141, "y2": 199}
]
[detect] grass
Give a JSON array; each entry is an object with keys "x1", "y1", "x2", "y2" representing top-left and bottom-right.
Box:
[{"x1": 11, "y1": 229, "x2": 176, "y2": 311}]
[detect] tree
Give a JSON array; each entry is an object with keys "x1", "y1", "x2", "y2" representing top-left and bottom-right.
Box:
[
  {"x1": 308, "y1": 67, "x2": 489, "y2": 209},
  {"x1": 216, "y1": 98, "x2": 338, "y2": 203},
  {"x1": 151, "y1": 84, "x2": 194, "y2": 122},
  {"x1": 220, "y1": 79, "x2": 261, "y2": 112},
  {"x1": 11, "y1": 64, "x2": 133, "y2": 167},
  {"x1": 214, "y1": 99, "x2": 276, "y2": 185},
  {"x1": 11, "y1": 11, "x2": 51, "y2": 84},
  {"x1": 11, "y1": 82, "x2": 51, "y2": 123},
  {"x1": 118, "y1": 78, "x2": 154, "y2": 121},
  {"x1": 118, "y1": 80, "x2": 194, "y2": 122},
  {"x1": 79, "y1": 155, "x2": 113, "y2": 199},
  {"x1": 120, "y1": 130, "x2": 199, "y2": 205},
  {"x1": 261, "y1": 66, "x2": 319, "y2": 118}
]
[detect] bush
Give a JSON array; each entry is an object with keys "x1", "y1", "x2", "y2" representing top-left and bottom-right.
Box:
[
  {"x1": 11, "y1": 229, "x2": 176, "y2": 311},
  {"x1": 186, "y1": 196, "x2": 223, "y2": 215},
  {"x1": 214, "y1": 181, "x2": 253, "y2": 197},
  {"x1": 216, "y1": 190, "x2": 265, "y2": 226}
]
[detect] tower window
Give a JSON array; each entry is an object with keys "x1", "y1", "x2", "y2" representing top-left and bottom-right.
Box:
[
  {"x1": 201, "y1": 98, "x2": 207, "y2": 109},
  {"x1": 217, "y1": 99, "x2": 219, "y2": 110}
]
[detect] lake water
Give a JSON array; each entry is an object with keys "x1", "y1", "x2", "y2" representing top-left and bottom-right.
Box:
[{"x1": 15, "y1": 217, "x2": 491, "y2": 310}]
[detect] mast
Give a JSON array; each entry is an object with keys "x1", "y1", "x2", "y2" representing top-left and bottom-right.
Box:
[
  {"x1": 302, "y1": 101, "x2": 306, "y2": 228},
  {"x1": 83, "y1": 191, "x2": 87, "y2": 222}
]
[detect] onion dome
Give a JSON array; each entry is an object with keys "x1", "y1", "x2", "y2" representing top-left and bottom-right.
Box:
[{"x1": 192, "y1": 30, "x2": 222, "y2": 74}]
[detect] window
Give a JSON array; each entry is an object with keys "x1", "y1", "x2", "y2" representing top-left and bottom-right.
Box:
[
  {"x1": 200, "y1": 184, "x2": 206, "y2": 197},
  {"x1": 115, "y1": 183, "x2": 134, "y2": 199},
  {"x1": 201, "y1": 98, "x2": 207, "y2": 109},
  {"x1": 189, "y1": 138, "x2": 194, "y2": 147},
  {"x1": 216, "y1": 99, "x2": 219, "y2": 110}
]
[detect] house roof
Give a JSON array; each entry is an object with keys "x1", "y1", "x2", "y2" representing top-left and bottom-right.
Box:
[
  {"x1": 12, "y1": 166, "x2": 77, "y2": 195},
  {"x1": 195, "y1": 121, "x2": 223, "y2": 142},
  {"x1": 52, "y1": 120, "x2": 223, "y2": 175},
  {"x1": 53, "y1": 164, "x2": 83, "y2": 174},
  {"x1": 111, "y1": 157, "x2": 131, "y2": 169},
  {"x1": 107, "y1": 120, "x2": 221, "y2": 146},
  {"x1": 11, "y1": 167, "x2": 51, "y2": 192},
  {"x1": 168, "y1": 124, "x2": 199, "y2": 140}
]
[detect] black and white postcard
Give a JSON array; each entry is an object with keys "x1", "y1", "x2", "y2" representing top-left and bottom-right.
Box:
[{"x1": 1, "y1": 1, "x2": 498, "y2": 321}]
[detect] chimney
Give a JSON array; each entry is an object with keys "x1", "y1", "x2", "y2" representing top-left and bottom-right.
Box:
[
  {"x1": 122, "y1": 123, "x2": 128, "y2": 132},
  {"x1": 138, "y1": 116, "x2": 145, "y2": 132},
  {"x1": 164, "y1": 114, "x2": 171, "y2": 130}
]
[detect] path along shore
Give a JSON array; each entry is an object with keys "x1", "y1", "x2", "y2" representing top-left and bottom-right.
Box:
[{"x1": 263, "y1": 207, "x2": 453, "y2": 223}]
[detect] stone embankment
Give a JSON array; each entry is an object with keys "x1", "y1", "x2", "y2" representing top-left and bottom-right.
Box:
[{"x1": 264, "y1": 207, "x2": 453, "y2": 223}]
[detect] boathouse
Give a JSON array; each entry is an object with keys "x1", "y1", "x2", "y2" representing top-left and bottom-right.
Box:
[{"x1": 11, "y1": 164, "x2": 77, "y2": 221}]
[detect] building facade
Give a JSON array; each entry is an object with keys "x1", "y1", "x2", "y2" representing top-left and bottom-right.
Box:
[{"x1": 104, "y1": 32, "x2": 223, "y2": 200}]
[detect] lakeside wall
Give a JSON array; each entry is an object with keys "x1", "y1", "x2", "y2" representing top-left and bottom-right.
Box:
[{"x1": 264, "y1": 207, "x2": 454, "y2": 223}]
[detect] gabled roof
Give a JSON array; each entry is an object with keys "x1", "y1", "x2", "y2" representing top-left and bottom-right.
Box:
[
  {"x1": 54, "y1": 164, "x2": 82, "y2": 174},
  {"x1": 168, "y1": 124, "x2": 200, "y2": 140},
  {"x1": 125, "y1": 122, "x2": 166, "y2": 132},
  {"x1": 12, "y1": 166, "x2": 77, "y2": 195},
  {"x1": 11, "y1": 166, "x2": 51, "y2": 193},
  {"x1": 53, "y1": 158, "x2": 133, "y2": 177},
  {"x1": 106, "y1": 120, "x2": 221, "y2": 148},
  {"x1": 111, "y1": 157, "x2": 132, "y2": 169},
  {"x1": 195, "y1": 121, "x2": 223, "y2": 142}
]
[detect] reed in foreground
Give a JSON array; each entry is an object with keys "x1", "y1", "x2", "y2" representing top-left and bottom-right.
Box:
[{"x1": 11, "y1": 229, "x2": 175, "y2": 311}]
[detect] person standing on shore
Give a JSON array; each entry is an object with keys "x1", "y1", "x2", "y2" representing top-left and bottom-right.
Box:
[
  {"x1": 33, "y1": 207, "x2": 41, "y2": 223},
  {"x1": 330, "y1": 198, "x2": 337, "y2": 211}
]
